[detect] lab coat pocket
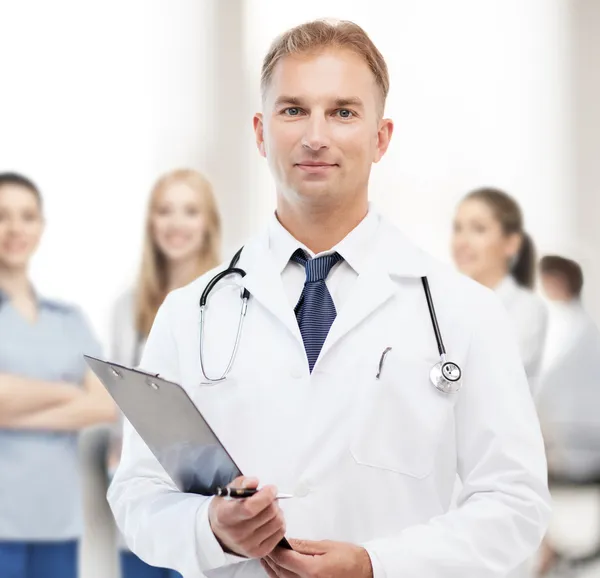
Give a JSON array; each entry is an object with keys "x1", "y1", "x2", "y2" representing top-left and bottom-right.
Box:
[{"x1": 350, "y1": 353, "x2": 457, "y2": 479}]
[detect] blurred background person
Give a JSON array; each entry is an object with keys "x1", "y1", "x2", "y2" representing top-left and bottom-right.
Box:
[
  {"x1": 452, "y1": 187, "x2": 548, "y2": 394},
  {"x1": 107, "y1": 168, "x2": 221, "y2": 578},
  {"x1": 0, "y1": 172, "x2": 116, "y2": 578},
  {"x1": 535, "y1": 256, "x2": 600, "y2": 576},
  {"x1": 538, "y1": 255, "x2": 600, "y2": 481},
  {"x1": 452, "y1": 186, "x2": 549, "y2": 578}
]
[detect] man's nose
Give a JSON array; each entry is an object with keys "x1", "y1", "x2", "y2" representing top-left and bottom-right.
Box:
[{"x1": 301, "y1": 115, "x2": 330, "y2": 151}]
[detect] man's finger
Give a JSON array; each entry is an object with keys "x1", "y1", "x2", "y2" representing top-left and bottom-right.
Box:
[
  {"x1": 261, "y1": 559, "x2": 279, "y2": 578},
  {"x1": 262, "y1": 557, "x2": 299, "y2": 578},
  {"x1": 247, "y1": 507, "x2": 285, "y2": 552},
  {"x1": 239, "y1": 485, "x2": 278, "y2": 517},
  {"x1": 287, "y1": 538, "x2": 331, "y2": 555},
  {"x1": 228, "y1": 476, "x2": 259, "y2": 490},
  {"x1": 256, "y1": 524, "x2": 287, "y2": 558},
  {"x1": 224, "y1": 486, "x2": 278, "y2": 524},
  {"x1": 268, "y1": 548, "x2": 313, "y2": 574},
  {"x1": 226, "y1": 499, "x2": 279, "y2": 534}
]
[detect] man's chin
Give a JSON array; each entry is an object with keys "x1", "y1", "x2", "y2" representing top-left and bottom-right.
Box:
[{"x1": 293, "y1": 179, "x2": 336, "y2": 197}]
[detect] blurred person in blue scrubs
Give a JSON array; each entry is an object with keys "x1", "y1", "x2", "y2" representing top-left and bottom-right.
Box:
[
  {"x1": 452, "y1": 187, "x2": 548, "y2": 395},
  {"x1": 107, "y1": 168, "x2": 221, "y2": 578},
  {"x1": 0, "y1": 172, "x2": 117, "y2": 578},
  {"x1": 535, "y1": 256, "x2": 600, "y2": 576}
]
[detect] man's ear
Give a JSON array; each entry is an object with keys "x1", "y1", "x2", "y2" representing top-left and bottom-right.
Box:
[
  {"x1": 253, "y1": 113, "x2": 266, "y2": 158},
  {"x1": 373, "y1": 118, "x2": 394, "y2": 163}
]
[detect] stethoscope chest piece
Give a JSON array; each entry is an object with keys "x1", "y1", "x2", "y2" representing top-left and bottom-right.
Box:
[{"x1": 430, "y1": 361, "x2": 462, "y2": 394}]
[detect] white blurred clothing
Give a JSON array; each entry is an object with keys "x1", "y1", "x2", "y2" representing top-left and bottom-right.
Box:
[
  {"x1": 495, "y1": 276, "x2": 548, "y2": 395},
  {"x1": 494, "y1": 277, "x2": 549, "y2": 578},
  {"x1": 537, "y1": 300, "x2": 600, "y2": 481},
  {"x1": 541, "y1": 300, "x2": 591, "y2": 375},
  {"x1": 110, "y1": 290, "x2": 143, "y2": 367},
  {"x1": 107, "y1": 289, "x2": 146, "y2": 550}
]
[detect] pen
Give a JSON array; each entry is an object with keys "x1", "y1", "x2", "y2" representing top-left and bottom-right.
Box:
[
  {"x1": 376, "y1": 346, "x2": 392, "y2": 379},
  {"x1": 215, "y1": 487, "x2": 294, "y2": 499}
]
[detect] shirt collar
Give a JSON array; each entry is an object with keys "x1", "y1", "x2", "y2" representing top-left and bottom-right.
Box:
[
  {"x1": 494, "y1": 275, "x2": 518, "y2": 298},
  {"x1": 0, "y1": 286, "x2": 60, "y2": 310},
  {"x1": 267, "y1": 205, "x2": 381, "y2": 275}
]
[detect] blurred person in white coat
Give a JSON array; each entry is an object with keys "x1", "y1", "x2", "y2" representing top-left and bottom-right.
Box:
[
  {"x1": 108, "y1": 169, "x2": 221, "y2": 578},
  {"x1": 535, "y1": 256, "x2": 600, "y2": 575},
  {"x1": 537, "y1": 255, "x2": 600, "y2": 480},
  {"x1": 452, "y1": 188, "x2": 548, "y2": 395},
  {"x1": 108, "y1": 19, "x2": 551, "y2": 578}
]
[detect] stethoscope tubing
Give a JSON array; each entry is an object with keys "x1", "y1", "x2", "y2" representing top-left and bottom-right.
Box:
[
  {"x1": 421, "y1": 276, "x2": 447, "y2": 359},
  {"x1": 198, "y1": 247, "x2": 460, "y2": 391}
]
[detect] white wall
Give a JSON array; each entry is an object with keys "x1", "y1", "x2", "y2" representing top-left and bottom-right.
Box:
[
  {"x1": 244, "y1": 0, "x2": 575, "y2": 265},
  {"x1": 0, "y1": 0, "x2": 240, "y2": 348},
  {"x1": 1, "y1": 1, "x2": 150, "y2": 347},
  {"x1": 570, "y1": 0, "x2": 600, "y2": 324},
  {"x1": 148, "y1": 0, "x2": 257, "y2": 257},
  {"x1": 1, "y1": 0, "x2": 591, "y2": 344}
]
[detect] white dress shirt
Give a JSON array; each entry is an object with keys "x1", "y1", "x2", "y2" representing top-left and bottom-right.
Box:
[{"x1": 268, "y1": 207, "x2": 380, "y2": 311}]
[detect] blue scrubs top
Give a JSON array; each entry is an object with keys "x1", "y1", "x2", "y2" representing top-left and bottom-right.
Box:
[{"x1": 0, "y1": 289, "x2": 102, "y2": 541}]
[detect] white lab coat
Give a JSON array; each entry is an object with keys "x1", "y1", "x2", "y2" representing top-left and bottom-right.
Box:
[
  {"x1": 108, "y1": 216, "x2": 551, "y2": 578},
  {"x1": 537, "y1": 301, "x2": 600, "y2": 481},
  {"x1": 494, "y1": 277, "x2": 548, "y2": 394}
]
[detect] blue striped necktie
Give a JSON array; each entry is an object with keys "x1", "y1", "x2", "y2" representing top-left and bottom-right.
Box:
[{"x1": 291, "y1": 249, "x2": 343, "y2": 372}]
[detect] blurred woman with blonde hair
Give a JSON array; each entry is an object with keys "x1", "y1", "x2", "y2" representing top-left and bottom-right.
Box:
[
  {"x1": 107, "y1": 168, "x2": 221, "y2": 578},
  {"x1": 116, "y1": 168, "x2": 221, "y2": 365}
]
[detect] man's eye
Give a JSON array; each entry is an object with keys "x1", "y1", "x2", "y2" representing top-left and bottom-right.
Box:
[
  {"x1": 337, "y1": 109, "x2": 353, "y2": 118},
  {"x1": 284, "y1": 107, "x2": 301, "y2": 116}
]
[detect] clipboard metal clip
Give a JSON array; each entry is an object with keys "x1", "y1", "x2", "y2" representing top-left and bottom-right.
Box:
[{"x1": 110, "y1": 367, "x2": 123, "y2": 379}]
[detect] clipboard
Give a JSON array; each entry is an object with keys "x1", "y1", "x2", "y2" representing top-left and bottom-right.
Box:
[{"x1": 85, "y1": 355, "x2": 293, "y2": 550}]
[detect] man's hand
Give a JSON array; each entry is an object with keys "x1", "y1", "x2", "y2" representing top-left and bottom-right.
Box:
[
  {"x1": 208, "y1": 476, "x2": 286, "y2": 559},
  {"x1": 262, "y1": 539, "x2": 373, "y2": 578}
]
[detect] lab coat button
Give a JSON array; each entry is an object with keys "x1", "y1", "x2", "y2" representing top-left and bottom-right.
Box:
[
  {"x1": 290, "y1": 367, "x2": 304, "y2": 379},
  {"x1": 293, "y1": 482, "x2": 310, "y2": 497}
]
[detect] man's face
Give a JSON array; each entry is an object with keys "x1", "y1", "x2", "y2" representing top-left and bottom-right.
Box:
[
  {"x1": 541, "y1": 272, "x2": 572, "y2": 302},
  {"x1": 254, "y1": 48, "x2": 393, "y2": 209}
]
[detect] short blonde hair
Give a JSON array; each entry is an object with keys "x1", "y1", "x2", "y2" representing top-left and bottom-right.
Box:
[{"x1": 261, "y1": 19, "x2": 389, "y2": 111}]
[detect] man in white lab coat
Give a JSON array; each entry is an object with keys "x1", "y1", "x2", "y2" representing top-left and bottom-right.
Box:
[
  {"x1": 537, "y1": 256, "x2": 600, "y2": 480},
  {"x1": 108, "y1": 19, "x2": 551, "y2": 578},
  {"x1": 535, "y1": 256, "x2": 600, "y2": 575}
]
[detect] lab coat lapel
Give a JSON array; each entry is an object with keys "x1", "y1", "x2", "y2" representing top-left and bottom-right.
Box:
[
  {"x1": 238, "y1": 232, "x2": 303, "y2": 346},
  {"x1": 318, "y1": 220, "x2": 429, "y2": 364},
  {"x1": 318, "y1": 262, "x2": 396, "y2": 362}
]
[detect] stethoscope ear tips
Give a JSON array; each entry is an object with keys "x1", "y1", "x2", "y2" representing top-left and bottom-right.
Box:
[{"x1": 430, "y1": 361, "x2": 462, "y2": 394}]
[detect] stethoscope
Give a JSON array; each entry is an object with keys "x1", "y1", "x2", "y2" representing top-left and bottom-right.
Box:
[
  {"x1": 198, "y1": 248, "x2": 462, "y2": 394},
  {"x1": 199, "y1": 247, "x2": 248, "y2": 383},
  {"x1": 419, "y1": 277, "x2": 462, "y2": 394}
]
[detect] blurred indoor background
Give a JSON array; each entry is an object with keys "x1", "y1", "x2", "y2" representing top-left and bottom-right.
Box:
[{"x1": 0, "y1": 1, "x2": 599, "y2": 577}]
